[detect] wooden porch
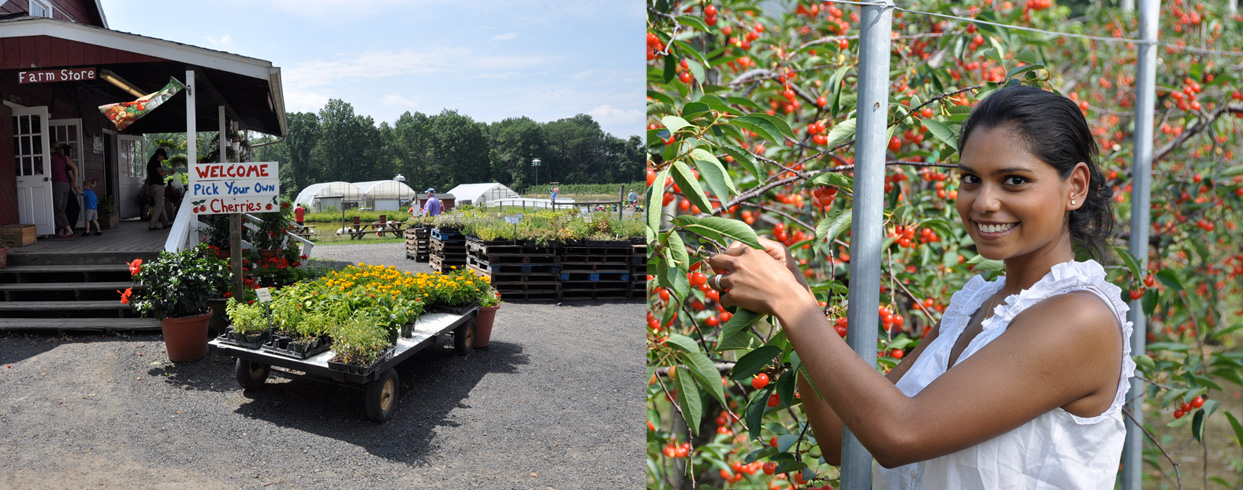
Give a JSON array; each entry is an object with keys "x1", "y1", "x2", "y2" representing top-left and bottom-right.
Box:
[{"x1": 6, "y1": 219, "x2": 168, "y2": 266}]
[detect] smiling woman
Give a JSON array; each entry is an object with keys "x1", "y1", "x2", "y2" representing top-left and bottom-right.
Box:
[{"x1": 707, "y1": 86, "x2": 1133, "y2": 489}]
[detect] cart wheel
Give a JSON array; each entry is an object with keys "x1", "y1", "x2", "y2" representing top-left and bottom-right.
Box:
[
  {"x1": 454, "y1": 321, "x2": 476, "y2": 355},
  {"x1": 365, "y1": 369, "x2": 400, "y2": 423},
  {"x1": 235, "y1": 358, "x2": 270, "y2": 390}
]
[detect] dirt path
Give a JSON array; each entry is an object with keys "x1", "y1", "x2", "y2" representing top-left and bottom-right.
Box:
[{"x1": 0, "y1": 243, "x2": 644, "y2": 489}]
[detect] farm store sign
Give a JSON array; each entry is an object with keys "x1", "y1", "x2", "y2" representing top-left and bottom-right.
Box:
[
  {"x1": 19, "y1": 68, "x2": 96, "y2": 83},
  {"x1": 188, "y1": 162, "x2": 280, "y2": 214}
]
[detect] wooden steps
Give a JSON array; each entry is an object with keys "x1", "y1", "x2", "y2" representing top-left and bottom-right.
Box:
[{"x1": 0, "y1": 317, "x2": 161, "y2": 331}]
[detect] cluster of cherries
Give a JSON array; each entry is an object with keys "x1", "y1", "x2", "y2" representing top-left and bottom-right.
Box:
[{"x1": 1172, "y1": 395, "x2": 1205, "y2": 419}]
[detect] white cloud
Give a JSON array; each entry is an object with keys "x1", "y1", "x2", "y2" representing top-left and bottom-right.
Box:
[
  {"x1": 587, "y1": 105, "x2": 643, "y2": 127},
  {"x1": 283, "y1": 47, "x2": 560, "y2": 92},
  {"x1": 491, "y1": 32, "x2": 519, "y2": 41},
  {"x1": 204, "y1": 33, "x2": 231, "y2": 46},
  {"x1": 283, "y1": 91, "x2": 331, "y2": 113},
  {"x1": 572, "y1": 70, "x2": 594, "y2": 81},
  {"x1": 380, "y1": 94, "x2": 421, "y2": 109}
]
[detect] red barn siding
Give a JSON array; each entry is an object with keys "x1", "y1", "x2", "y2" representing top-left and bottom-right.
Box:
[
  {"x1": 0, "y1": 103, "x2": 17, "y2": 226},
  {"x1": 0, "y1": 37, "x2": 164, "y2": 70}
]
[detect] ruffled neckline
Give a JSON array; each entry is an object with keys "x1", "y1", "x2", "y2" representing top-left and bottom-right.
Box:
[{"x1": 939, "y1": 259, "x2": 1135, "y2": 424}]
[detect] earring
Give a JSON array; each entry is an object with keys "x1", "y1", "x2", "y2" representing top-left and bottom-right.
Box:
[{"x1": 1070, "y1": 200, "x2": 1076, "y2": 206}]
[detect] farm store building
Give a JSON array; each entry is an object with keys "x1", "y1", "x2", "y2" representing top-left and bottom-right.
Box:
[{"x1": 0, "y1": 1, "x2": 286, "y2": 237}]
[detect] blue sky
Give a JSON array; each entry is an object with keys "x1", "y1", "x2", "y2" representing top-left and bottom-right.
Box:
[{"x1": 102, "y1": 0, "x2": 644, "y2": 139}]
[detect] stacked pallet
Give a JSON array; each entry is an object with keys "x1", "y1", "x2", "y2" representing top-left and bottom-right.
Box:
[
  {"x1": 405, "y1": 225, "x2": 430, "y2": 262},
  {"x1": 428, "y1": 227, "x2": 467, "y2": 273},
  {"x1": 465, "y1": 238, "x2": 561, "y2": 301},
  {"x1": 558, "y1": 240, "x2": 636, "y2": 300},
  {"x1": 630, "y1": 241, "x2": 648, "y2": 299}
]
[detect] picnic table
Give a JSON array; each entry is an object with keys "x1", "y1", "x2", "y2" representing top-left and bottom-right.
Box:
[{"x1": 348, "y1": 215, "x2": 406, "y2": 240}]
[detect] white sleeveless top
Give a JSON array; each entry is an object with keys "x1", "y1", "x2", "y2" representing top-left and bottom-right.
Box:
[{"x1": 874, "y1": 260, "x2": 1135, "y2": 489}]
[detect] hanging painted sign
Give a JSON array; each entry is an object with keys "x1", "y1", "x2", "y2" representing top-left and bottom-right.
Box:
[
  {"x1": 187, "y1": 161, "x2": 280, "y2": 215},
  {"x1": 18, "y1": 67, "x2": 96, "y2": 84},
  {"x1": 98, "y1": 77, "x2": 185, "y2": 131}
]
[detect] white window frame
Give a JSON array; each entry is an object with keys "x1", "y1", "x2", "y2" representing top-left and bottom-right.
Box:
[{"x1": 29, "y1": 0, "x2": 53, "y2": 18}]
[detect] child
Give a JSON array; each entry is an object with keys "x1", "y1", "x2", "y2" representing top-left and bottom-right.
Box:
[{"x1": 81, "y1": 178, "x2": 102, "y2": 236}]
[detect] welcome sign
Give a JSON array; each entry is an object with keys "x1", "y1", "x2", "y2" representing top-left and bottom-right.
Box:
[{"x1": 188, "y1": 162, "x2": 280, "y2": 215}]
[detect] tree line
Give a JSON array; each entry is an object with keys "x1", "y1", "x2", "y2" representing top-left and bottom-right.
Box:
[{"x1": 238, "y1": 99, "x2": 645, "y2": 198}]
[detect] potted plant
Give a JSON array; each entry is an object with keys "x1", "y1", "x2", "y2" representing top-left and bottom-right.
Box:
[
  {"x1": 123, "y1": 244, "x2": 231, "y2": 362},
  {"x1": 204, "y1": 214, "x2": 232, "y2": 259},
  {"x1": 254, "y1": 201, "x2": 294, "y2": 259},
  {"x1": 222, "y1": 297, "x2": 268, "y2": 348},
  {"x1": 474, "y1": 285, "x2": 501, "y2": 348},
  {"x1": 328, "y1": 312, "x2": 393, "y2": 373},
  {"x1": 98, "y1": 194, "x2": 119, "y2": 229}
]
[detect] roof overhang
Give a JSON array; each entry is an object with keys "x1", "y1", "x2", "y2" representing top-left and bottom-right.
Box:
[{"x1": 0, "y1": 17, "x2": 286, "y2": 137}]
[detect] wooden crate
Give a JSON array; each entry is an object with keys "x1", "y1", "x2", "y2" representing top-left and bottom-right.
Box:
[{"x1": 0, "y1": 224, "x2": 36, "y2": 247}]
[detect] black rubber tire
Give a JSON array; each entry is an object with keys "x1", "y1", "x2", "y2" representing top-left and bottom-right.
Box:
[
  {"x1": 365, "y1": 369, "x2": 400, "y2": 423},
  {"x1": 454, "y1": 321, "x2": 475, "y2": 356},
  {"x1": 235, "y1": 358, "x2": 269, "y2": 390}
]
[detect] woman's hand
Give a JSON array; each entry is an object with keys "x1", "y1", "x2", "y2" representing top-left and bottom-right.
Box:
[{"x1": 706, "y1": 237, "x2": 817, "y2": 317}]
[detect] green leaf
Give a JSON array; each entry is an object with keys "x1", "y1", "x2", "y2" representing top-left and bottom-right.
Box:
[
  {"x1": 681, "y1": 101, "x2": 712, "y2": 120},
  {"x1": 720, "y1": 144, "x2": 763, "y2": 179},
  {"x1": 1147, "y1": 342, "x2": 1190, "y2": 352},
  {"x1": 647, "y1": 89, "x2": 677, "y2": 107},
  {"x1": 662, "y1": 115, "x2": 693, "y2": 134},
  {"x1": 815, "y1": 209, "x2": 853, "y2": 244},
  {"x1": 807, "y1": 171, "x2": 853, "y2": 189},
  {"x1": 1192, "y1": 408, "x2": 1206, "y2": 443},
  {"x1": 675, "y1": 215, "x2": 763, "y2": 249},
  {"x1": 922, "y1": 119, "x2": 958, "y2": 151},
  {"x1": 647, "y1": 167, "x2": 671, "y2": 233},
  {"x1": 682, "y1": 349, "x2": 727, "y2": 406},
  {"x1": 828, "y1": 65, "x2": 850, "y2": 117},
  {"x1": 824, "y1": 118, "x2": 857, "y2": 149},
  {"x1": 683, "y1": 56, "x2": 706, "y2": 83},
  {"x1": 776, "y1": 434, "x2": 801, "y2": 453},
  {"x1": 666, "y1": 333, "x2": 700, "y2": 354},
  {"x1": 698, "y1": 95, "x2": 732, "y2": 114},
  {"x1": 691, "y1": 149, "x2": 736, "y2": 203},
  {"x1": 775, "y1": 368, "x2": 796, "y2": 411},
  {"x1": 1114, "y1": 246, "x2": 1143, "y2": 280},
  {"x1": 671, "y1": 160, "x2": 713, "y2": 215},
  {"x1": 675, "y1": 15, "x2": 708, "y2": 33},
  {"x1": 715, "y1": 309, "x2": 761, "y2": 351},
  {"x1": 745, "y1": 386, "x2": 773, "y2": 440},
  {"x1": 1219, "y1": 166, "x2": 1243, "y2": 178},
  {"x1": 1225, "y1": 411, "x2": 1243, "y2": 446},
  {"x1": 1015, "y1": 47, "x2": 1040, "y2": 65},
  {"x1": 725, "y1": 96, "x2": 764, "y2": 111},
  {"x1": 662, "y1": 54, "x2": 677, "y2": 84},
  {"x1": 1155, "y1": 269, "x2": 1185, "y2": 292},
  {"x1": 742, "y1": 113, "x2": 796, "y2": 141},
  {"x1": 674, "y1": 367, "x2": 704, "y2": 435},
  {"x1": 730, "y1": 346, "x2": 783, "y2": 380},
  {"x1": 731, "y1": 114, "x2": 787, "y2": 145},
  {"x1": 668, "y1": 228, "x2": 689, "y2": 270}
]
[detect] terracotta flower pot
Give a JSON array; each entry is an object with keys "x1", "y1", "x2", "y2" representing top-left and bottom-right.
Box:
[
  {"x1": 258, "y1": 249, "x2": 278, "y2": 260},
  {"x1": 474, "y1": 305, "x2": 499, "y2": 348},
  {"x1": 161, "y1": 308, "x2": 213, "y2": 362}
]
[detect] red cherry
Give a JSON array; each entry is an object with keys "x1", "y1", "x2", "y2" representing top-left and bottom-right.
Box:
[
  {"x1": 1174, "y1": 408, "x2": 1186, "y2": 419},
  {"x1": 892, "y1": 349, "x2": 904, "y2": 359},
  {"x1": 1129, "y1": 289, "x2": 1144, "y2": 300},
  {"x1": 1192, "y1": 396, "x2": 1205, "y2": 408},
  {"x1": 888, "y1": 136, "x2": 901, "y2": 152},
  {"x1": 752, "y1": 373, "x2": 770, "y2": 390},
  {"x1": 768, "y1": 393, "x2": 781, "y2": 407},
  {"x1": 1144, "y1": 274, "x2": 1155, "y2": 288}
]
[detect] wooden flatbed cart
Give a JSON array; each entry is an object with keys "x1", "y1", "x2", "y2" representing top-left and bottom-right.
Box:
[{"x1": 208, "y1": 309, "x2": 478, "y2": 423}]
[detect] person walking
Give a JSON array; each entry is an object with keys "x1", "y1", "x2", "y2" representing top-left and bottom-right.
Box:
[
  {"x1": 146, "y1": 148, "x2": 173, "y2": 230},
  {"x1": 422, "y1": 188, "x2": 442, "y2": 217}
]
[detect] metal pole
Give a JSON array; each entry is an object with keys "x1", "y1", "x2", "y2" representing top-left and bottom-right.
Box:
[
  {"x1": 1121, "y1": 1, "x2": 1158, "y2": 489},
  {"x1": 1120, "y1": 0, "x2": 1133, "y2": 12},
  {"x1": 841, "y1": 2, "x2": 892, "y2": 489}
]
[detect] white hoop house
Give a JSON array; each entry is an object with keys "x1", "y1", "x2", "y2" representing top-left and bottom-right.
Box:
[
  {"x1": 353, "y1": 180, "x2": 417, "y2": 211},
  {"x1": 293, "y1": 182, "x2": 366, "y2": 212}
]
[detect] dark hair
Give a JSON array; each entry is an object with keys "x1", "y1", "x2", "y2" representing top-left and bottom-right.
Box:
[
  {"x1": 958, "y1": 85, "x2": 1115, "y2": 263},
  {"x1": 149, "y1": 147, "x2": 167, "y2": 164}
]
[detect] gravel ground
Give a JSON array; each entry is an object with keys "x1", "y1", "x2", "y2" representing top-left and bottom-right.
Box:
[{"x1": 0, "y1": 243, "x2": 645, "y2": 489}]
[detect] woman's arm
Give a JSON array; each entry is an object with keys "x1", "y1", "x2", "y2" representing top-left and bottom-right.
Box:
[{"x1": 711, "y1": 244, "x2": 1122, "y2": 468}]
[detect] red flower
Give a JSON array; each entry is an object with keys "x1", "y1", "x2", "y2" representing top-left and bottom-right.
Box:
[
  {"x1": 127, "y1": 259, "x2": 143, "y2": 276},
  {"x1": 117, "y1": 288, "x2": 133, "y2": 305},
  {"x1": 281, "y1": 202, "x2": 290, "y2": 209}
]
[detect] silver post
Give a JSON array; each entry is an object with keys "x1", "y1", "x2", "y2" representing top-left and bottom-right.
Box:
[
  {"x1": 1120, "y1": 0, "x2": 1134, "y2": 12},
  {"x1": 1121, "y1": 0, "x2": 1157, "y2": 488},
  {"x1": 841, "y1": 2, "x2": 893, "y2": 488}
]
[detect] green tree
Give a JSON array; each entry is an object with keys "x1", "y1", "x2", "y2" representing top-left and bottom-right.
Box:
[
  {"x1": 428, "y1": 109, "x2": 490, "y2": 189},
  {"x1": 486, "y1": 116, "x2": 549, "y2": 190}
]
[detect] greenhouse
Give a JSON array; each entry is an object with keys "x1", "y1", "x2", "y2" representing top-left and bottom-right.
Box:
[
  {"x1": 353, "y1": 180, "x2": 418, "y2": 211},
  {"x1": 293, "y1": 182, "x2": 366, "y2": 212},
  {"x1": 445, "y1": 183, "x2": 521, "y2": 207}
]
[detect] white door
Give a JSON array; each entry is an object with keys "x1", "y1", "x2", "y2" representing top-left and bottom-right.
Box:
[
  {"x1": 117, "y1": 135, "x2": 145, "y2": 219},
  {"x1": 50, "y1": 119, "x2": 84, "y2": 227},
  {"x1": 9, "y1": 104, "x2": 54, "y2": 236}
]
